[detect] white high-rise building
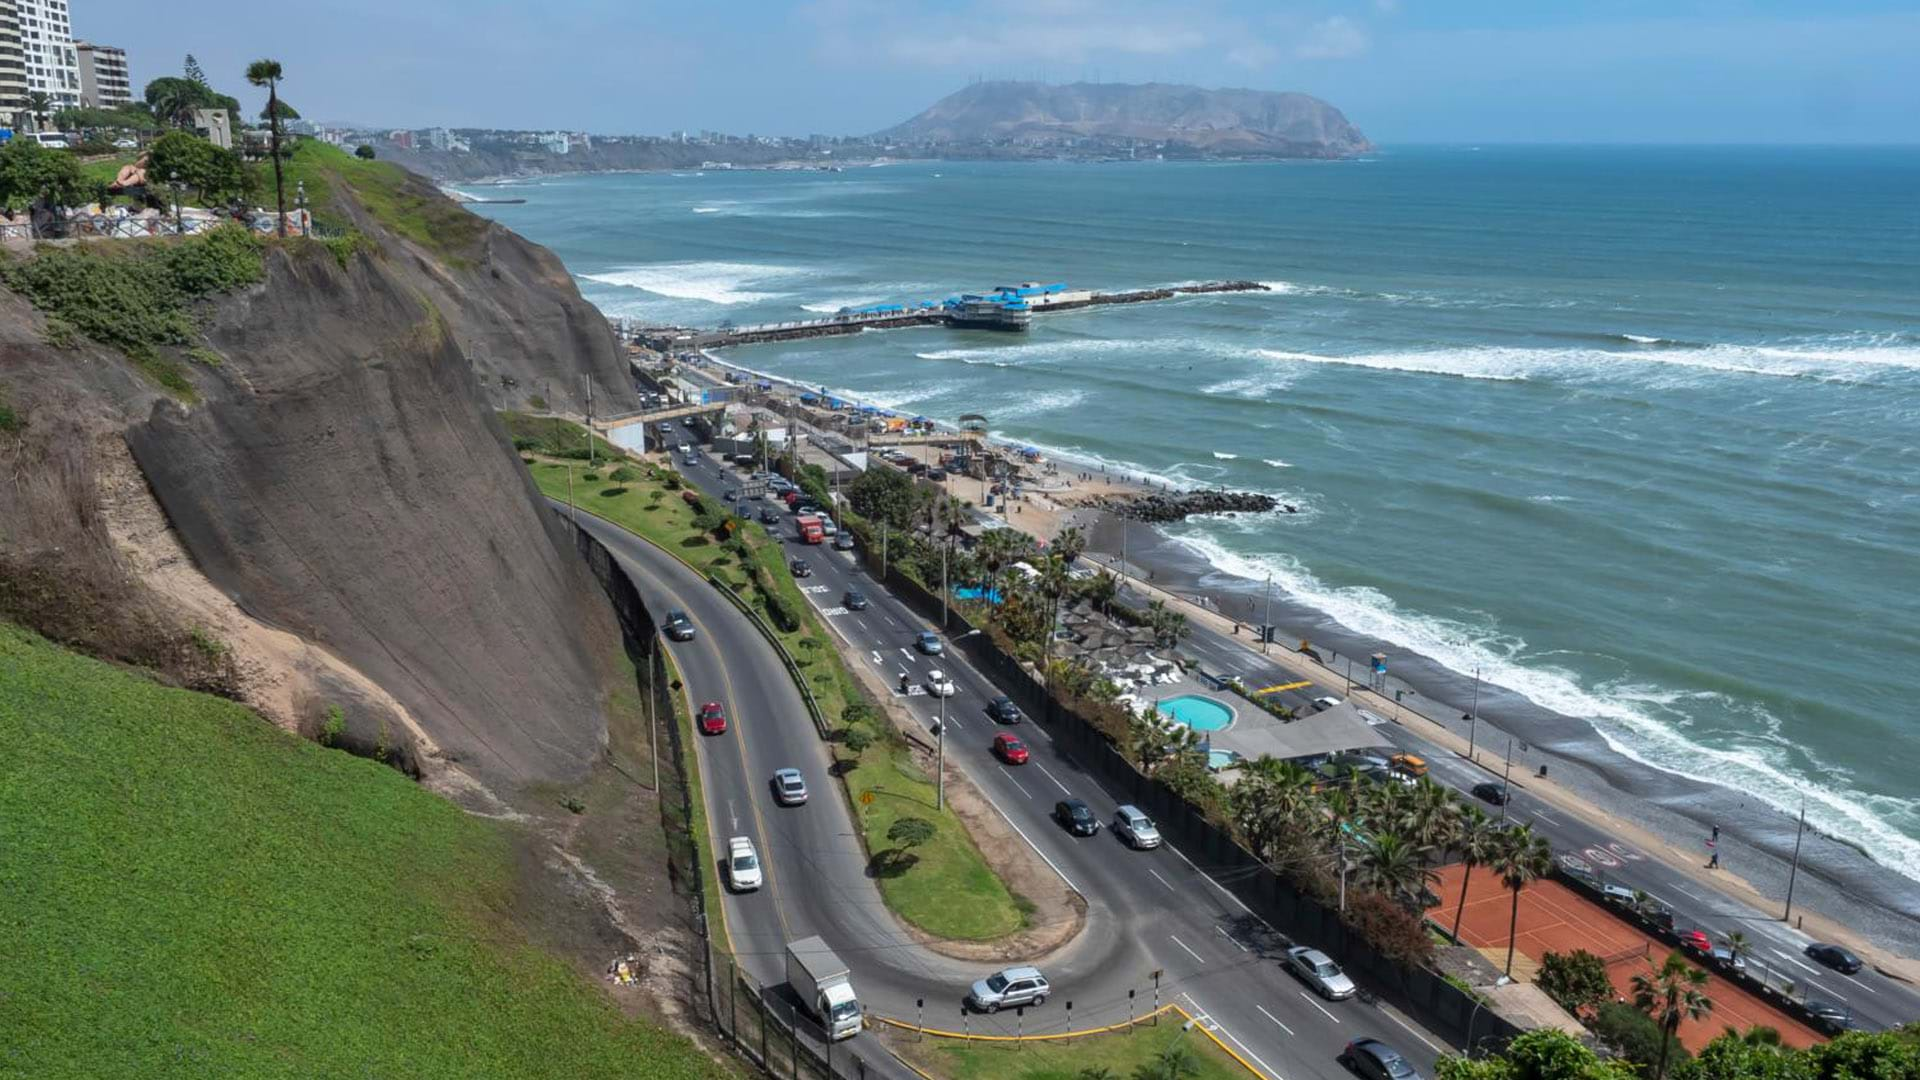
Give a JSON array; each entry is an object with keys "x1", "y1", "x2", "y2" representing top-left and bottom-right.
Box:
[{"x1": 15, "y1": 0, "x2": 79, "y2": 111}]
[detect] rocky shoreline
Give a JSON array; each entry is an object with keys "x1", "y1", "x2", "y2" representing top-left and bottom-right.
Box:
[{"x1": 1079, "y1": 488, "x2": 1285, "y2": 524}]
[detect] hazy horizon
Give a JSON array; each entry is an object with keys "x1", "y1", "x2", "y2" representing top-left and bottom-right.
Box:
[{"x1": 77, "y1": 1, "x2": 1920, "y2": 144}]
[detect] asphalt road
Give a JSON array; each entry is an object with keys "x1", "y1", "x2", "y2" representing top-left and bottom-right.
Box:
[{"x1": 637, "y1": 442, "x2": 1457, "y2": 1080}]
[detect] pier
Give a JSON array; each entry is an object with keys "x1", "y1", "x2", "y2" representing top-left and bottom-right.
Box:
[{"x1": 631, "y1": 280, "x2": 1271, "y2": 351}]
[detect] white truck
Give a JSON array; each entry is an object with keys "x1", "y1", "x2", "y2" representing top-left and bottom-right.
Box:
[{"x1": 786, "y1": 936, "x2": 861, "y2": 1040}]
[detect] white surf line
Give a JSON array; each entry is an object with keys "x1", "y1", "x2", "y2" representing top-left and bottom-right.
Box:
[
  {"x1": 1215, "y1": 926, "x2": 1250, "y2": 953},
  {"x1": 997, "y1": 765, "x2": 1033, "y2": 800},
  {"x1": 986, "y1": 792, "x2": 1080, "y2": 894},
  {"x1": 1299, "y1": 991, "x2": 1339, "y2": 1023},
  {"x1": 1148, "y1": 868, "x2": 1178, "y2": 892},
  {"x1": 1256, "y1": 1004, "x2": 1295, "y2": 1037},
  {"x1": 1170, "y1": 935, "x2": 1207, "y2": 965},
  {"x1": 1032, "y1": 761, "x2": 1074, "y2": 795}
]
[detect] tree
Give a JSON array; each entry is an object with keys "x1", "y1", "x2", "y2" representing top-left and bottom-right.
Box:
[
  {"x1": 0, "y1": 137, "x2": 89, "y2": 213},
  {"x1": 25, "y1": 91, "x2": 50, "y2": 130},
  {"x1": 354, "y1": 144, "x2": 376, "y2": 160},
  {"x1": 1536, "y1": 949, "x2": 1613, "y2": 1018},
  {"x1": 184, "y1": 53, "x2": 207, "y2": 86},
  {"x1": 1129, "y1": 709, "x2": 1171, "y2": 774},
  {"x1": 146, "y1": 131, "x2": 252, "y2": 205},
  {"x1": 260, "y1": 98, "x2": 300, "y2": 122},
  {"x1": 1595, "y1": 1001, "x2": 1690, "y2": 1077},
  {"x1": 1676, "y1": 1032, "x2": 1809, "y2": 1080},
  {"x1": 54, "y1": 105, "x2": 161, "y2": 134},
  {"x1": 848, "y1": 464, "x2": 921, "y2": 530},
  {"x1": 1132, "y1": 1042, "x2": 1200, "y2": 1080},
  {"x1": 1437, "y1": 1028, "x2": 1639, "y2": 1080},
  {"x1": 245, "y1": 59, "x2": 287, "y2": 236},
  {"x1": 1354, "y1": 830, "x2": 1439, "y2": 909},
  {"x1": 1633, "y1": 951, "x2": 1713, "y2": 1080},
  {"x1": 1489, "y1": 824, "x2": 1554, "y2": 978},
  {"x1": 887, "y1": 817, "x2": 935, "y2": 851},
  {"x1": 143, "y1": 76, "x2": 237, "y2": 127},
  {"x1": 1083, "y1": 569, "x2": 1120, "y2": 615},
  {"x1": 1051, "y1": 524, "x2": 1087, "y2": 565}
]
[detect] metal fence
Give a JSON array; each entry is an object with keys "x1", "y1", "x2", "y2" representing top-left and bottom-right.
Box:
[{"x1": 0, "y1": 209, "x2": 316, "y2": 242}]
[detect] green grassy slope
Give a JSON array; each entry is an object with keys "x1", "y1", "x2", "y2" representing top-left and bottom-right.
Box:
[{"x1": 0, "y1": 621, "x2": 734, "y2": 1079}]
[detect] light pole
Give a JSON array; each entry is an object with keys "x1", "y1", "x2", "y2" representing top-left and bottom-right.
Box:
[
  {"x1": 1499, "y1": 737, "x2": 1514, "y2": 821},
  {"x1": 936, "y1": 687, "x2": 946, "y2": 810},
  {"x1": 1465, "y1": 666, "x2": 1481, "y2": 760},
  {"x1": 168, "y1": 170, "x2": 183, "y2": 232},
  {"x1": 1260, "y1": 573, "x2": 1273, "y2": 654},
  {"x1": 294, "y1": 179, "x2": 307, "y2": 236},
  {"x1": 1783, "y1": 794, "x2": 1807, "y2": 922}
]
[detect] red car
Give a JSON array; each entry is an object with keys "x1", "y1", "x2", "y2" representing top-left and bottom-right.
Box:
[
  {"x1": 1677, "y1": 929, "x2": 1712, "y2": 954},
  {"x1": 993, "y1": 733, "x2": 1029, "y2": 765},
  {"x1": 698, "y1": 702, "x2": 728, "y2": 735}
]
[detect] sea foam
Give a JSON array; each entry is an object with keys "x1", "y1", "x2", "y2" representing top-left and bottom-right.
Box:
[{"x1": 579, "y1": 261, "x2": 806, "y2": 305}]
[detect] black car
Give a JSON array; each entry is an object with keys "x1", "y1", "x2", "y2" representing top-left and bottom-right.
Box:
[
  {"x1": 1805, "y1": 943, "x2": 1864, "y2": 974},
  {"x1": 1053, "y1": 799, "x2": 1099, "y2": 837},
  {"x1": 1341, "y1": 1038, "x2": 1422, "y2": 1080},
  {"x1": 1471, "y1": 781, "x2": 1511, "y2": 806},
  {"x1": 760, "y1": 508, "x2": 779, "y2": 524},
  {"x1": 1803, "y1": 1000, "x2": 1855, "y2": 1034},
  {"x1": 663, "y1": 609, "x2": 695, "y2": 641},
  {"x1": 844, "y1": 589, "x2": 869, "y2": 611},
  {"x1": 724, "y1": 487, "x2": 737, "y2": 500},
  {"x1": 790, "y1": 558, "x2": 812, "y2": 578},
  {"x1": 987, "y1": 696, "x2": 1023, "y2": 724}
]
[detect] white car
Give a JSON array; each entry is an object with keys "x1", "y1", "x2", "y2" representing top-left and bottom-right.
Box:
[
  {"x1": 926, "y1": 670, "x2": 957, "y2": 697},
  {"x1": 1283, "y1": 945, "x2": 1357, "y2": 1000},
  {"x1": 726, "y1": 836, "x2": 763, "y2": 892},
  {"x1": 1311, "y1": 696, "x2": 1344, "y2": 710},
  {"x1": 676, "y1": 442, "x2": 691, "y2": 455}
]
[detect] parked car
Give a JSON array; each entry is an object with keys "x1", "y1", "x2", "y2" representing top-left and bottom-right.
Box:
[
  {"x1": 1676, "y1": 929, "x2": 1713, "y2": 954},
  {"x1": 987, "y1": 696, "x2": 1022, "y2": 724},
  {"x1": 1284, "y1": 946, "x2": 1358, "y2": 1000},
  {"x1": 1471, "y1": 781, "x2": 1511, "y2": 806},
  {"x1": 843, "y1": 589, "x2": 869, "y2": 611},
  {"x1": 1112, "y1": 805, "x2": 1161, "y2": 849},
  {"x1": 790, "y1": 558, "x2": 812, "y2": 578},
  {"x1": 664, "y1": 609, "x2": 696, "y2": 641},
  {"x1": 1598, "y1": 883, "x2": 1638, "y2": 907},
  {"x1": 1805, "y1": 943, "x2": 1864, "y2": 974},
  {"x1": 926, "y1": 468, "x2": 947, "y2": 481},
  {"x1": 1707, "y1": 945, "x2": 1747, "y2": 972},
  {"x1": 1054, "y1": 799, "x2": 1099, "y2": 837},
  {"x1": 915, "y1": 630, "x2": 943, "y2": 655},
  {"x1": 772, "y1": 768, "x2": 808, "y2": 806},
  {"x1": 726, "y1": 836, "x2": 763, "y2": 892},
  {"x1": 1312, "y1": 696, "x2": 1345, "y2": 710},
  {"x1": 925, "y1": 670, "x2": 957, "y2": 698},
  {"x1": 1804, "y1": 1000, "x2": 1855, "y2": 1034},
  {"x1": 966, "y1": 966, "x2": 1049, "y2": 1013},
  {"x1": 698, "y1": 702, "x2": 728, "y2": 736},
  {"x1": 993, "y1": 733, "x2": 1030, "y2": 765},
  {"x1": 1342, "y1": 1039, "x2": 1421, "y2": 1080}
]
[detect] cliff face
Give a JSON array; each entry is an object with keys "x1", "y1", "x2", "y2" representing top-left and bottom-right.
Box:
[
  {"x1": 881, "y1": 81, "x2": 1371, "y2": 157},
  {"x1": 0, "y1": 159, "x2": 636, "y2": 789}
]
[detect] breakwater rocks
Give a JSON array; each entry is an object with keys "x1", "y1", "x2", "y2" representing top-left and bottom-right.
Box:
[{"x1": 1087, "y1": 489, "x2": 1281, "y2": 524}]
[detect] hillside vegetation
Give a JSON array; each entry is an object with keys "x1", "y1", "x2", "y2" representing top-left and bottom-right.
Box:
[{"x1": 0, "y1": 621, "x2": 734, "y2": 1079}]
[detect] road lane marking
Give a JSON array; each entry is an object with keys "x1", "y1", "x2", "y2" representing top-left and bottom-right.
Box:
[
  {"x1": 1772, "y1": 949, "x2": 1825, "y2": 977},
  {"x1": 997, "y1": 766, "x2": 1033, "y2": 799},
  {"x1": 1380, "y1": 1004, "x2": 1444, "y2": 1052},
  {"x1": 1299, "y1": 991, "x2": 1339, "y2": 1022},
  {"x1": 1033, "y1": 761, "x2": 1073, "y2": 795},
  {"x1": 1669, "y1": 884, "x2": 1708, "y2": 902},
  {"x1": 1185, "y1": 998, "x2": 1282, "y2": 1080},
  {"x1": 1531, "y1": 809, "x2": 1561, "y2": 826},
  {"x1": 985, "y1": 793, "x2": 1079, "y2": 893},
  {"x1": 1215, "y1": 926, "x2": 1250, "y2": 953},
  {"x1": 899, "y1": 647, "x2": 915, "y2": 661},
  {"x1": 1165, "y1": 841, "x2": 1269, "y2": 927},
  {"x1": 1256, "y1": 1005, "x2": 1294, "y2": 1037},
  {"x1": 1170, "y1": 935, "x2": 1206, "y2": 965},
  {"x1": 1148, "y1": 868, "x2": 1177, "y2": 892},
  {"x1": 1840, "y1": 972, "x2": 1879, "y2": 995}
]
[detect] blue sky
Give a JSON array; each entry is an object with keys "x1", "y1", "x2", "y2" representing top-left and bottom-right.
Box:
[{"x1": 83, "y1": 1, "x2": 1920, "y2": 142}]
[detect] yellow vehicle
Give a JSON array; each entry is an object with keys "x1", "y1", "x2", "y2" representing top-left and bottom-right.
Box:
[{"x1": 1390, "y1": 752, "x2": 1429, "y2": 777}]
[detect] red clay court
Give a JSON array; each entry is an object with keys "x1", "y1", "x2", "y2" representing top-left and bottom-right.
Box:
[{"x1": 1430, "y1": 863, "x2": 1822, "y2": 1050}]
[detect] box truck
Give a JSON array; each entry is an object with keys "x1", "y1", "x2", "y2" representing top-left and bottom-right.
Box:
[{"x1": 786, "y1": 937, "x2": 861, "y2": 1040}]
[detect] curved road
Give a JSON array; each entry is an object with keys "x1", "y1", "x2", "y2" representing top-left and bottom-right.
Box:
[{"x1": 560, "y1": 483, "x2": 1454, "y2": 1080}]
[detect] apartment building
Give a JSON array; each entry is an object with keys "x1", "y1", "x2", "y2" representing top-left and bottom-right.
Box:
[
  {"x1": 13, "y1": 0, "x2": 80, "y2": 110},
  {"x1": 75, "y1": 39, "x2": 127, "y2": 107},
  {"x1": 0, "y1": 1, "x2": 28, "y2": 125}
]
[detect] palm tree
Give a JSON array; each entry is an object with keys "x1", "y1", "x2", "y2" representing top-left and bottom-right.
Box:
[
  {"x1": 1632, "y1": 950, "x2": 1713, "y2": 1080},
  {"x1": 1129, "y1": 709, "x2": 1171, "y2": 774},
  {"x1": 25, "y1": 91, "x2": 50, "y2": 131},
  {"x1": 1052, "y1": 524, "x2": 1087, "y2": 565},
  {"x1": 1449, "y1": 805, "x2": 1502, "y2": 942},
  {"x1": 245, "y1": 59, "x2": 287, "y2": 236},
  {"x1": 1084, "y1": 569, "x2": 1120, "y2": 617},
  {"x1": 1037, "y1": 554, "x2": 1071, "y2": 683},
  {"x1": 1356, "y1": 831, "x2": 1440, "y2": 908},
  {"x1": 1489, "y1": 824, "x2": 1554, "y2": 978}
]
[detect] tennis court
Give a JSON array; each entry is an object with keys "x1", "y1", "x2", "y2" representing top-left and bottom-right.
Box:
[{"x1": 1430, "y1": 864, "x2": 1823, "y2": 1050}]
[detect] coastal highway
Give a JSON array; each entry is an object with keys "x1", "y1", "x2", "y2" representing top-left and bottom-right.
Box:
[
  {"x1": 1100, "y1": 562, "x2": 1920, "y2": 1036},
  {"x1": 648, "y1": 444, "x2": 1458, "y2": 1078}
]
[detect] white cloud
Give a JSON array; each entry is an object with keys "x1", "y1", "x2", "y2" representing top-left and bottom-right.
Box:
[
  {"x1": 803, "y1": 0, "x2": 1222, "y2": 69},
  {"x1": 1226, "y1": 40, "x2": 1280, "y2": 69},
  {"x1": 1295, "y1": 15, "x2": 1371, "y2": 60}
]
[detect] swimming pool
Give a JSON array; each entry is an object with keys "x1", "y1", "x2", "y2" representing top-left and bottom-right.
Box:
[
  {"x1": 1156, "y1": 694, "x2": 1235, "y2": 733},
  {"x1": 1207, "y1": 748, "x2": 1242, "y2": 772}
]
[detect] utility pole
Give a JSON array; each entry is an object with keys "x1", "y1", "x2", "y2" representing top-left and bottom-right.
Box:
[
  {"x1": 1499, "y1": 738, "x2": 1514, "y2": 821},
  {"x1": 936, "y1": 689, "x2": 947, "y2": 811},
  {"x1": 1466, "y1": 666, "x2": 1481, "y2": 760},
  {"x1": 1261, "y1": 573, "x2": 1273, "y2": 655},
  {"x1": 567, "y1": 464, "x2": 577, "y2": 525},
  {"x1": 1783, "y1": 795, "x2": 1807, "y2": 922},
  {"x1": 881, "y1": 524, "x2": 888, "y2": 579},
  {"x1": 940, "y1": 537, "x2": 948, "y2": 631}
]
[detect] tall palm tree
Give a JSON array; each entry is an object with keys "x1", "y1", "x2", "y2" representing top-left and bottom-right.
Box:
[
  {"x1": 1356, "y1": 831, "x2": 1440, "y2": 908},
  {"x1": 1129, "y1": 709, "x2": 1171, "y2": 774},
  {"x1": 1085, "y1": 569, "x2": 1120, "y2": 617},
  {"x1": 1449, "y1": 806, "x2": 1502, "y2": 942},
  {"x1": 1632, "y1": 950, "x2": 1713, "y2": 1080},
  {"x1": 245, "y1": 59, "x2": 287, "y2": 235},
  {"x1": 1489, "y1": 824, "x2": 1554, "y2": 978},
  {"x1": 1052, "y1": 524, "x2": 1087, "y2": 565},
  {"x1": 25, "y1": 91, "x2": 50, "y2": 131},
  {"x1": 1037, "y1": 553, "x2": 1071, "y2": 682}
]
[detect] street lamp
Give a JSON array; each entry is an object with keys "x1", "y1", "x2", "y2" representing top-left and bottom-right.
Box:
[
  {"x1": 294, "y1": 179, "x2": 308, "y2": 236},
  {"x1": 168, "y1": 170, "x2": 183, "y2": 232},
  {"x1": 935, "y1": 629, "x2": 984, "y2": 811}
]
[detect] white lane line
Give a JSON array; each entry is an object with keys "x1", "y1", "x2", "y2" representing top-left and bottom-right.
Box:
[
  {"x1": 1165, "y1": 840, "x2": 1270, "y2": 927},
  {"x1": 898, "y1": 647, "x2": 915, "y2": 661},
  {"x1": 1148, "y1": 868, "x2": 1177, "y2": 892},
  {"x1": 1032, "y1": 761, "x2": 1073, "y2": 795},
  {"x1": 1215, "y1": 926, "x2": 1250, "y2": 953},
  {"x1": 1670, "y1": 884, "x2": 1708, "y2": 902},
  {"x1": 986, "y1": 793, "x2": 1079, "y2": 894},
  {"x1": 1530, "y1": 809, "x2": 1561, "y2": 826},
  {"x1": 1256, "y1": 1004, "x2": 1295, "y2": 1037},
  {"x1": 1380, "y1": 1005, "x2": 1445, "y2": 1053},
  {"x1": 1840, "y1": 972, "x2": 1879, "y2": 995},
  {"x1": 1202, "y1": 1011, "x2": 1282, "y2": 1080},
  {"x1": 870, "y1": 650, "x2": 884, "y2": 665},
  {"x1": 1772, "y1": 949, "x2": 1824, "y2": 977},
  {"x1": 998, "y1": 766, "x2": 1034, "y2": 800},
  {"x1": 1170, "y1": 935, "x2": 1206, "y2": 965},
  {"x1": 1299, "y1": 991, "x2": 1339, "y2": 1023}
]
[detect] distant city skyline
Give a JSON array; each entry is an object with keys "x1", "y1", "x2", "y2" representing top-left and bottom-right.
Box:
[{"x1": 74, "y1": 0, "x2": 1920, "y2": 144}]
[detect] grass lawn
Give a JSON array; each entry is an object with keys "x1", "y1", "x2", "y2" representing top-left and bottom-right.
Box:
[
  {"x1": 523, "y1": 448, "x2": 1023, "y2": 942},
  {"x1": 895, "y1": 1019, "x2": 1252, "y2": 1080},
  {"x1": 0, "y1": 621, "x2": 736, "y2": 1080},
  {"x1": 268, "y1": 141, "x2": 490, "y2": 263}
]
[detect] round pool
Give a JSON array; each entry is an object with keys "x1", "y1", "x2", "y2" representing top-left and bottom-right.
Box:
[
  {"x1": 1207, "y1": 748, "x2": 1242, "y2": 772},
  {"x1": 1156, "y1": 694, "x2": 1236, "y2": 733}
]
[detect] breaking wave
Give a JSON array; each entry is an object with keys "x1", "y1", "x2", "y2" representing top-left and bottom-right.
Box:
[{"x1": 578, "y1": 261, "x2": 811, "y2": 305}]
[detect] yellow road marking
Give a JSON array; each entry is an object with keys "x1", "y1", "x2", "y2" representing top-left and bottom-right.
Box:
[{"x1": 1252, "y1": 680, "x2": 1311, "y2": 696}]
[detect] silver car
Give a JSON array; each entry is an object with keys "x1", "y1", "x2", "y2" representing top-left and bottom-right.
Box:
[
  {"x1": 1284, "y1": 945, "x2": 1357, "y2": 1000},
  {"x1": 1113, "y1": 805, "x2": 1161, "y2": 849},
  {"x1": 772, "y1": 768, "x2": 808, "y2": 806},
  {"x1": 967, "y1": 966, "x2": 1050, "y2": 1013}
]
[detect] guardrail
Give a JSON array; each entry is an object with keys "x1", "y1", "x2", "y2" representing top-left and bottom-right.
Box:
[{"x1": 703, "y1": 572, "x2": 831, "y2": 741}]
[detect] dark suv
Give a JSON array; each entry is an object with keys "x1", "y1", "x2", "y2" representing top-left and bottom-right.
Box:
[
  {"x1": 1805, "y1": 943, "x2": 1864, "y2": 974},
  {"x1": 1053, "y1": 799, "x2": 1099, "y2": 837},
  {"x1": 1342, "y1": 1038, "x2": 1422, "y2": 1080},
  {"x1": 663, "y1": 610, "x2": 695, "y2": 641},
  {"x1": 987, "y1": 696, "x2": 1022, "y2": 724}
]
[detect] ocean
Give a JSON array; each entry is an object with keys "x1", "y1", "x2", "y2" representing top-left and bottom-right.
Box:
[{"x1": 467, "y1": 146, "x2": 1920, "y2": 883}]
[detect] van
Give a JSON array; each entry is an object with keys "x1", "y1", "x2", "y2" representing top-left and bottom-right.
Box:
[
  {"x1": 31, "y1": 132, "x2": 70, "y2": 149},
  {"x1": 1389, "y1": 752, "x2": 1428, "y2": 777}
]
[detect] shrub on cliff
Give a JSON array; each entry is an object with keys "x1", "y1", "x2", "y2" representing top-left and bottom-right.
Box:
[
  {"x1": 764, "y1": 592, "x2": 802, "y2": 634},
  {"x1": 1538, "y1": 949, "x2": 1614, "y2": 1018}
]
